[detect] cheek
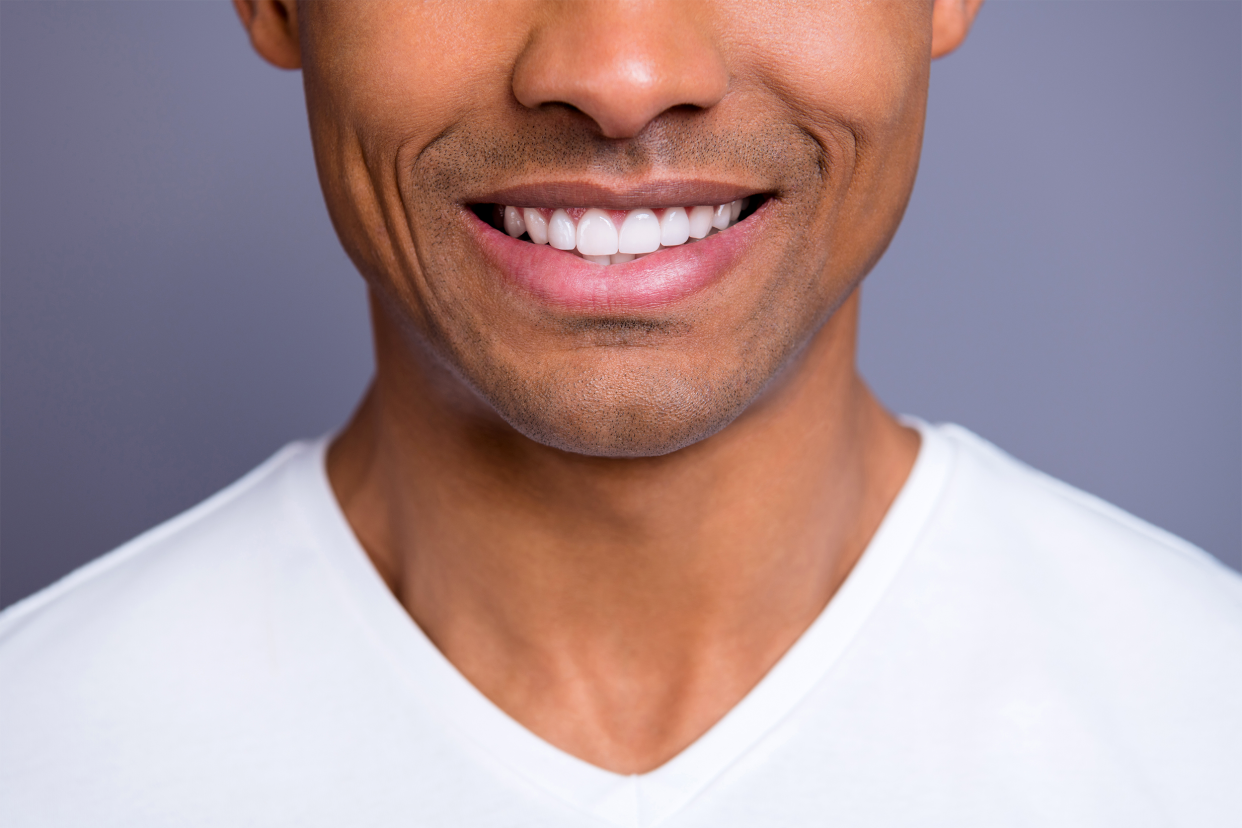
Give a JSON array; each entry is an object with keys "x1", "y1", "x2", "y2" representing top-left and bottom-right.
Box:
[
  {"x1": 298, "y1": 2, "x2": 534, "y2": 309},
  {"x1": 741, "y1": 2, "x2": 928, "y2": 149},
  {"x1": 735, "y1": 5, "x2": 928, "y2": 279},
  {"x1": 301, "y1": 1, "x2": 542, "y2": 185}
]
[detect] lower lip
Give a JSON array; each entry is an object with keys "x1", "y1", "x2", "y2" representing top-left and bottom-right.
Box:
[{"x1": 467, "y1": 204, "x2": 767, "y2": 313}]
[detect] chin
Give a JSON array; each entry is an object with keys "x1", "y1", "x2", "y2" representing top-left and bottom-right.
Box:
[{"x1": 482, "y1": 367, "x2": 753, "y2": 459}]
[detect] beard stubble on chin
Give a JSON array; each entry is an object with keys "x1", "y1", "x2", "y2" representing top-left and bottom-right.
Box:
[{"x1": 375, "y1": 111, "x2": 846, "y2": 458}]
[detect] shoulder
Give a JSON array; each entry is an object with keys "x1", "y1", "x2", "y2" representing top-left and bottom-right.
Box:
[
  {"x1": 915, "y1": 421, "x2": 1242, "y2": 709},
  {"x1": 0, "y1": 439, "x2": 450, "y2": 824},
  {"x1": 878, "y1": 424, "x2": 1242, "y2": 815},
  {"x1": 3, "y1": 440, "x2": 320, "y2": 631},
  {"x1": 929, "y1": 421, "x2": 1242, "y2": 613},
  {"x1": 0, "y1": 439, "x2": 331, "y2": 722}
]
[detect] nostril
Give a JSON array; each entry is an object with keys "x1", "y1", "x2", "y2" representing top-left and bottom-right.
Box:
[
  {"x1": 526, "y1": 101, "x2": 635, "y2": 140},
  {"x1": 524, "y1": 99, "x2": 586, "y2": 121},
  {"x1": 511, "y1": 7, "x2": 728, "y2": 141},
  {"x1": 541, "y1": 101, "x2": 585, "y2": 118}
]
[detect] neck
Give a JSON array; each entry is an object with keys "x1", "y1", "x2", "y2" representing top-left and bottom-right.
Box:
[{"x1": 328, "y1": 287, "x2": 918, "y2": 773}]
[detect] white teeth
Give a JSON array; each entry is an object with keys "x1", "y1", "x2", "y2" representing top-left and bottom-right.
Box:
[
  {"x1": 660, "y1": 207, "x2": 691, "y2": 247},
  {"x1": 576, "y1": 208, "x2": 619, "y2": 256},
  {"x1": 504, "y1": 206, "x2": 526, "y2": 238},
  {"x1": 688, "y1": 205, "x2": 714, "y2": 239},
  {"x1": 522, "y1": 208, "x2": 548, "y2": 244},
  {"x1": 502, "y1": 199, "x2": 757, "y2": 264},
  {"x1": 548, "y1": 209, "x2": 577, "y2": 250},
  {"x1": 617, "y1": 208, "x2": 661, "y2": 254}
]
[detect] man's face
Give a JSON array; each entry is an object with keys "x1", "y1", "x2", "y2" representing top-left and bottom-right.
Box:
[{"x1": 298, "y1": 1, "x2": 932, "y2": 457}]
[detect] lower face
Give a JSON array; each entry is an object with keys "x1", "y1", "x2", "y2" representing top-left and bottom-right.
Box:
[{"x1": 301, "y1": 1, "x2": 931, "y2": 457}]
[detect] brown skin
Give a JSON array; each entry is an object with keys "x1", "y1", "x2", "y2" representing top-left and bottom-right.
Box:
[{"x1": 236, "y1": 0, "x2": 983, "y2": 773}]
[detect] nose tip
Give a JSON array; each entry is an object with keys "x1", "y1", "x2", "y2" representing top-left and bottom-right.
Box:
[{"x1": 512, "y1": 3, "x2": 728, "y2": 140}]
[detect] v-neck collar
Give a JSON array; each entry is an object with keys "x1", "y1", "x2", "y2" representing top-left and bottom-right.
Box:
[{"x1": 292, "y1": 419, "x2": 954, "y2": 827}]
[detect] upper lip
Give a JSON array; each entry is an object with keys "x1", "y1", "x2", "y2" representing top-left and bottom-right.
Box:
[{"x1": 469, "y1": 179, "x2": 767, "y2": 210}]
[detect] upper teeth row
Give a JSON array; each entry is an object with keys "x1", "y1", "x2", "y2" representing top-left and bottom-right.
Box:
[{"x1": 501, "y1": 201, "x2": 748, "y2": 265}]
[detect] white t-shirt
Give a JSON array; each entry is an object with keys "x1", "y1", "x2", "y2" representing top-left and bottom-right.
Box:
[{"x1": 2, "y1": 422, "x2": 1240, "y2": 827}]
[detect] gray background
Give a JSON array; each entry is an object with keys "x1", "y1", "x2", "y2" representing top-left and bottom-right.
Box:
[{"x1": 2, "y1": 1, "x2": 1239, "y2": 608}]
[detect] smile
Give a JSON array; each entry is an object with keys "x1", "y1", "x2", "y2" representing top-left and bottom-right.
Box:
[
  {"x1": 482, "y1": 201, "x2": 753, "y2": 265},
  {"x1": 466, "y1": 187, "x2": 772, "y2": 313}
]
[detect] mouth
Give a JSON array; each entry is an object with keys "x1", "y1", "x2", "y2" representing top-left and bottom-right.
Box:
[
  {"x1": 472, "y1": 198, "x2": 764, "y2": 263},
  {"x1": 465, "y1": 186, "x2": 773, "y2": 312}
]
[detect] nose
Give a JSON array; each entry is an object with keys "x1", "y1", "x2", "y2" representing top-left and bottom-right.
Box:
[{"x1": 512, "y1": 1, "x2": 729, "y2": 140}]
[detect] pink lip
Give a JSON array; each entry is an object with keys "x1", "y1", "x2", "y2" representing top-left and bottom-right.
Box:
[{"x1": 466, "y1": 199, "x2": 769, "y2": 313}]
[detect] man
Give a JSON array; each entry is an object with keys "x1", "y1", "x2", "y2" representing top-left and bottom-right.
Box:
[{"x1": 2, "y1": 1, "x2": 1238, "y2": 824}]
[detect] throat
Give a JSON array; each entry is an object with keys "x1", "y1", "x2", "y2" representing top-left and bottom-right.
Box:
[{"x1": 327, "y1": 300, "x2": 917, "y2": 774}]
